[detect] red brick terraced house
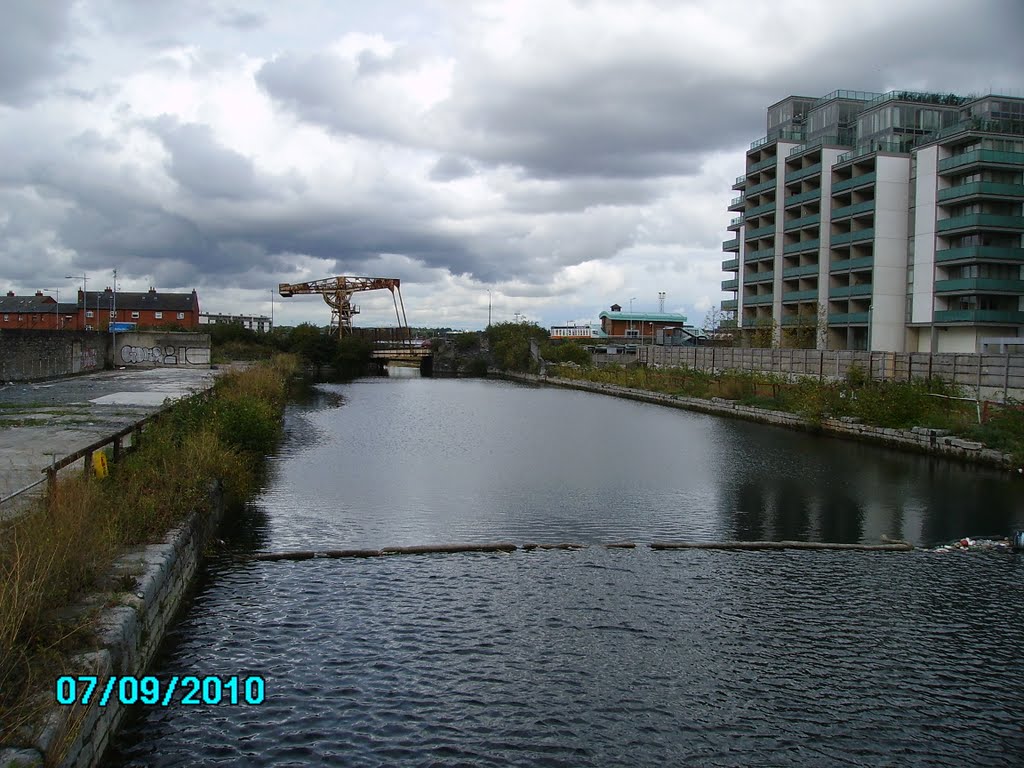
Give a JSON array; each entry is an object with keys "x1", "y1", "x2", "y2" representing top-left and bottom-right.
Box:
[
  {"x1": 0, "y1": 291, "x2": 78, "y2": 330},
  {"x1": 76, "y1": 287, "x2": 201, "y2": 331}
]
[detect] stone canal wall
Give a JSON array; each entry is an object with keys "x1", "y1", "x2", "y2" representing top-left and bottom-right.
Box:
[
  {"x1": 0, "y1": 330, "x2": 210, "y2": 381},
  {"x1": 637, "y1": 346, "x2": 1024, "y2": 402},
  {"x1": 0, "y1": 485, "x2": 225, "y2": 768},
  {"x1": 508, "y1": 373, "x2": 1015, "y2": 470}
]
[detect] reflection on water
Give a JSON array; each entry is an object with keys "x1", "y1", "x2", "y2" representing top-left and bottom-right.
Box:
[{"x1": 107, "y1": 378, "x2": 1024, "y2": 767}]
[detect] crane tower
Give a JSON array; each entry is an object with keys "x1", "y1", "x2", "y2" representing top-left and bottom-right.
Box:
[{"x1": 278, "y1": 275, "x2": 410, "y2": 339}]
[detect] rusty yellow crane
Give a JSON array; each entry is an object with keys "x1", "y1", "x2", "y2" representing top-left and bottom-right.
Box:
[{"x1": 278, "y1": 276, "x2": 410, "y2": 340}]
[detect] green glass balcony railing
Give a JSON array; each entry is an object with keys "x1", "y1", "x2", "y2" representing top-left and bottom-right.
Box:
[
  {"x1": 744, "y1": 270, "x2": 775, "y2": 285},
  {"x1": 937, "y1": 150, "x2": 1024, "y2": 173},
  {"x1": 721, "y1": 299, "x2": 738, "y2": 311},
  {"x1": 782, "y1": 289, "x2": 819, "y2": 302},
  {"x1": 828, "y1": 312, "x2": 869, "y2": 325},
  {"x1": 933, "y1": 278, "x2": 1024, "y2": 294},
  {"x1": 746, "y1": 201, "x2": 776, "y2": 217},
  {"x1": 744, "y1": 294, "x2": 775, "y2": 306},
  {"x1": 828, "y1": 284, "x2": 874, "y2": 298},
  {"x1": 728, "y1": 216, "x2": 744, "y2": 230},
  {"x1": 830, "y1": 228, "x2": 875, "y2": 245},
  {"x1": 722, "y1": 278, "x2": 739, "y2": 291},
  {"x1": 728, "y1": 195, "x2": 745, "y2": 211},
  {"x1": 783, "y1": 213, "x2": 821, "y2": 231},
  {"x1": 722, "y1": 237, "x2": 740, "y2": 251},
  {"x1": 748, "y1": 156, "x2": 778, "y2": 174},
  {"x1": 934, "y1": 246, "x2": 1024, "y2": 263},
  {"x1": 782, "y1": 263, "x2": 820, "y2": 278},
  {"x1": 831, "y1": 200, "x2": 875, "y2": 219},
  {"x1": 782, "y1": 239, "x2": 820, "y2": 254},
  {"x1": 733, "y1": 175, "x2": 747, "y2": 190},
  {"x1": 937, "y1": 182, "x2": 1024, "y2": 202},
  {"x1": 936, "y1": 214, "x2": 1024, "y2": 232},
  {"x1": 746, "y1": 248, "x2": 775, "y2": 263},
  {"x1": 933, "y1": 310, "x2": 1024, "y2": 324},
  {"x1": 719, "y1": 318, "x2": 738, "y2": 329},
  {"x1": 830, "y1": 256, "x2": 874, "y2": 272},
  {"x1": 784, "y1": 163, "x2": 822, "y2": 183},
  {"x1": 781, "y1": 314, "x2": 819, "y2": 326},
  {"x1": 831, "y1": 172, "x2": 876, "y2": 193},
  {"x1": 746, "y1": 179, "x2": 778, "y2": 196},
  {"x1": 784, "y1": 189, "x2": 821, "y2": 208},
  {"x1": 722, "y1": 258, "x2": 739, "y2": 271},
  {"x1": 745, "y1": 225, "x2": 775, "y2": 240}
]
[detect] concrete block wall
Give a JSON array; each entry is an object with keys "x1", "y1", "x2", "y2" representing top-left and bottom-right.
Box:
[
  {"x1": 637, "y1": 346, "x2": 1024, "y2": 401},
  {"x1": 0, "y1": 485, "x2": 225, "y2": 768},
  {"x1": 113, "y1": 332, "x2": 211, "y2": 368},
  {"x1": 0, "y1": 330, "x2": 106, "y2": 382}
]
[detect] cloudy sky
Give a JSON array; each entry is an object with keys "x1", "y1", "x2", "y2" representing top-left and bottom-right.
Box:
[{"x1": 2, "y1": 0, "x2": 1022, "y2": 330}]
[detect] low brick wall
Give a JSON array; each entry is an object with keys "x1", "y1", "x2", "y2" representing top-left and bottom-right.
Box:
[
  {"x1": 0, "y1": 484, "x2": 225, "y2": 768},
  {"x1": 508, "y1": 373, "x2": 1014, "y2": 470}
]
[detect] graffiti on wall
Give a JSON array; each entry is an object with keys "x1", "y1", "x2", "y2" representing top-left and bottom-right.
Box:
[
  {"x1": 119, "y1": 345, "x2": 211, "y2": 366},
  {"x1": 80, "y1": 348, "x2": 98, "y2": 369}
]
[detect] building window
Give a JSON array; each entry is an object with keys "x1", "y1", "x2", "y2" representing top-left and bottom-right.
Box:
[
  {"x1": 177, "y1": 312, "x2": 185, "y2": 320},
  {"x1": 131, "y1": 311, "x2": 140, "y2": 319},
  {"x1": 625, "y1": 329, "x2": 639, "y2": 338},
  {"x1": 86, "y1": 310, "x2": 94, "y2": 318},
  {"x1": 155, "y1": 311, "x2": 163, "y2": 319},
  {"x1": 2, "y1": 314, "x2": 7, "y2": 322},
  {"x1": 85, "y1": 325, "x2": 93, "y2": 331}
]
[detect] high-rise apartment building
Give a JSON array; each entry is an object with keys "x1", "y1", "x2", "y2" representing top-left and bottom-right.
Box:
[{"x1": 722, "y1": 90, "x2": 1024, "y2": 352}]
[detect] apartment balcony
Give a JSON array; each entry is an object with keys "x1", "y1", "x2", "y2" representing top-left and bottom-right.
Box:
[
  {"x1": 933, "y1": 310, "x2": 1024, "y2": 324},
  {"x1": 781, "y1": 314, "x2": 819, "y2": 326},
  {"x1": 782, "y1": 263, "x2": 820, "y2": 278},
  {"x1": 933, "y1": 278, "x2": 1024, "y2": 294},
  {"x1": 722, "y1": 237, "x2": 740, "y2": 252},
  {"x1": 745, "y1": 179, "x2": 778, "y2": 196},
  {"x1": 744, "y1": 270, "x2": 775, "y2": 285},
  {"x1": 936, "y1": 214, "x2": 1024, "y2": 234},
  {"x1": 744, "y1": 294, "x2": 775, "y2": 306},
  {"x1": 934, "y1": 246, "x2": 1024, "y2": 264},
  {"x1": 831, "y1": 200, "x2": 875, "y2": 220},
  {"x1": 722, "y1": 278, "x2": 739, "y2": 291},
  {"x1": 721, "y1": 299, "x2": 738, "y2": 311},
  {"x1": 828, "y1": 312, "x2": 869, "y2": 325},
  {"x1": 782, "y1": 239, "x2": 820, "y2": 255},
  {"x1": 722, "y1": 258, "x2": 739, "y2": 271},
  {"x1": 784, "y1": 163, "x2": 822, "y2": 183},
  {"x1": 719, "y1": 318, "x2": 738, "y2": 329},
  {"x1": 745, "y1": 224, "x2": 775, "y2": 240},
  {"x1": 746, "y1": 201, "x2": 776, "y2": 217},
  {"x1": 748, "y1": 156, "x2": 778, "y2": 174},
  {"x1": 746, "y1": 248, "x2": 775, "y2": 263},
  {"x1": 728, "y1": 195, "x2": 745, "y2": 212},
  {"x1": 937, "y1": 182, "x2": 1024, "y2": 203},
  {"x1": 784, "y1": 189, "x2": 821, "y2": 208},
  {"x1": 783, "y1": 213, "x2": 820, "y2": 231},
  {"x1": 830, "y1": 256, "x2": 875, "y2": 272},
  {"x1": 733, "y1": 174, "x2": 747, "y2": 190},
  {"x1": 728, "y1": 216, "x2": 744, "y2": 231},
  {"x1": 828, "y1": 284, "x2": 874, "y2": 298},
  {"x1": 830, "y1": 228, "x2": 875, "y2": 246},
  {"x1": 782, "y1": 289, "x2": 819, "y2": 302},
  {"x1": 832, "y1": 172, "x2": 876, "y2": 194},
  {"x1": 937, "y1": 150, "x2": 1024, "y2": 175}
]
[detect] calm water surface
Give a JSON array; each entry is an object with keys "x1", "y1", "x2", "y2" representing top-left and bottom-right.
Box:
[{"x1": 110, "y1": 376, "x2": 1024, "y2": 766}]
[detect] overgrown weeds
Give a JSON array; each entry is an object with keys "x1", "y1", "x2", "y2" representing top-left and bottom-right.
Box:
[{"x1": 0, "y1": 354, "x2": 297, "y2": 746}]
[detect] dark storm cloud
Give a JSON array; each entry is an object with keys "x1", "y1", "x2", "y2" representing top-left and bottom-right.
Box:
[
  {"x1": 428, "y1": 154, "x2": 475, "y2": 181},
  {"x1": 146, "y1": 117, "x2": 259, "y2": 199},
  {"x1": 0, "y1": 1, "x2": 74, "y2": 105}
]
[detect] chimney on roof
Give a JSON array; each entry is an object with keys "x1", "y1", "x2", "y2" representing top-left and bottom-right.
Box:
[
  {"x1": 35, "y1": 290, "x2": 43, "y2": 296},
  {"x1": 104, "y1": 286, "x2": 112, "y2": 293},
  {"x1": 6, "y1": 291, "x2": 14, "y2": 297},
  {"x1": 610, "y1": 303, "x2": 621, "y2": 312},
  {"x1": 149, "y1": 287, "x2": 157, "y2": 293}
]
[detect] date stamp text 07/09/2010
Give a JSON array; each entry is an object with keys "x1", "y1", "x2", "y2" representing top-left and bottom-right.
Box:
[{"x1": 55, "y1": 675, "x2": 266, "y2": 707}]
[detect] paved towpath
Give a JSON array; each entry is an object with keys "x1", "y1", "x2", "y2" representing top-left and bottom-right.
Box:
[{"x1": 0, "y1": 367, "x2": 221, "y2": 516}]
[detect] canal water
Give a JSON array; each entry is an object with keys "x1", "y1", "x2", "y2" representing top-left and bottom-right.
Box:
[{"x1": 110, "y1": 376, "x2": 1024, "y2": 766}]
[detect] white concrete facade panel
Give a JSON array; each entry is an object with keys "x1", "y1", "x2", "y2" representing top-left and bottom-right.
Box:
[{"x1": 911, "y1": 147, "x2": 938, "y2": 326}]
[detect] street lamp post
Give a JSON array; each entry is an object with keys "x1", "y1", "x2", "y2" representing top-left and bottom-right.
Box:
[
  {"x1": 65, "y1": 274, "x2": 87, "y2": 330},
  {"x1": 629, "y1": 297, "x2": 636, "y2": 342},
  {"x1": 487, "y1": 289, "x2": 492, "y2": 328}
]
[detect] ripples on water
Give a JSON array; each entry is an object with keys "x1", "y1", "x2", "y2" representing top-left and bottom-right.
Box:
[{"x1": 109, "y1": 378, "x2": 1024, "y2": 766}]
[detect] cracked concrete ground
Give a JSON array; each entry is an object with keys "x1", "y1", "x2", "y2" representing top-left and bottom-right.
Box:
[{"x1": 0, "y1": 367, "x2": 222, "y2": 517}]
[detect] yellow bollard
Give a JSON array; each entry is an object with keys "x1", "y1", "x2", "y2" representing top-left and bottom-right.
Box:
[{"x1": 92, "y1": 451, "x2": 109, "y2": 479}]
